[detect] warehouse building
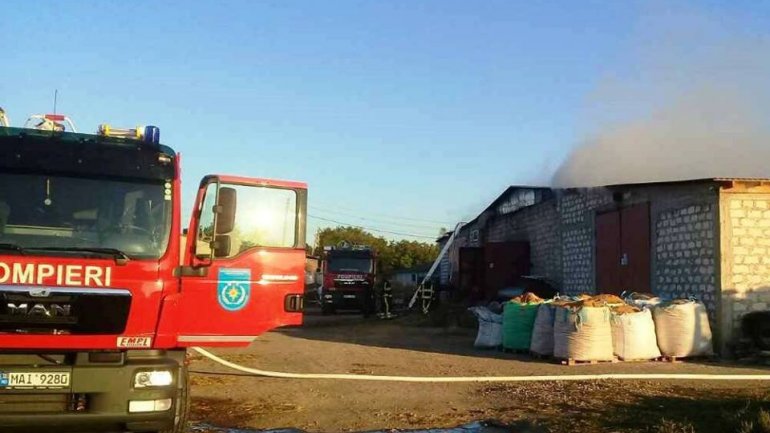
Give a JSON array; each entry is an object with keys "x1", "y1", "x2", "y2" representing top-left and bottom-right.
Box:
[
  {"x1": 391, "y1": 264, "x2": 432, "y2": 288},
  {"x1": 441, "y1": 178, "x2": 770, "y2": 353}
]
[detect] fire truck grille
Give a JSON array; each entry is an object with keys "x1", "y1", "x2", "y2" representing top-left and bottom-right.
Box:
[
  {"x1": 0, "y1": 393, "x2": 72, "y2": 413},
  {"x1": 0, "y1": 288, "x2": 131, "y2": 335},
  {"x1": 333, "y1": 279, "x2": 368, "y2": 288}
]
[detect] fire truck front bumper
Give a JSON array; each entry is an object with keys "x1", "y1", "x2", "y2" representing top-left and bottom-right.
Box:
[
  {"x1": 322, "y1": 289, "x2": 362, "y2": 309},
  {"x1": 0, "y1": 349, "x2": 185, "y2": 433}
]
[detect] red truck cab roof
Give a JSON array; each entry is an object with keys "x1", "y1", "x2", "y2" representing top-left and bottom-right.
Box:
[{"x1": 208, "y1": 174, "x2": 307, "y2": 190}]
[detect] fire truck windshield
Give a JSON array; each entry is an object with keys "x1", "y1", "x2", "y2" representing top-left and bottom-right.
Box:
[
  {"x1": 327, "y1": 257, "x2": 373, "y2": 273},
  {"x1": 0, "y1": 173, "x2": 171, "y2": 259}
]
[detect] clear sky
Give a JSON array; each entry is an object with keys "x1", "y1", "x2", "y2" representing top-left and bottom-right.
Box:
[{"x1": 3, "y1": 0, "x2": 767, "y2": 243}]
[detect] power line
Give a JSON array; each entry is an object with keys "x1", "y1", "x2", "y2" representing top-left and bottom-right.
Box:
[
  {"x1": 311, "y1": 204, "x2": 453, "y2": 226},
  {"x1": 309, "y1": 206, "x2": 445, "y2": 230},
  {"x1": 307, "y1": 214, "x2": 438, "y2": 240},
  {"x1": 309, "y1": 214, "x2": 438, "y2": 239}
]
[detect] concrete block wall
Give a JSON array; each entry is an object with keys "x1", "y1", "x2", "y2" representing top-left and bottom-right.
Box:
[
  {"x1": 559, "y1": 188, "x2": 615, "y2": 225},
  {"x1": 556, "y1": 184, "x2": 718, "y2": 300},
  {"x1": 438, "y1": 252, "x2": 451, "y2": 285},
  {"x1": 436, "y1": 237, "x2": 451, "y2": 286},
  {"x1": 719, "y1": 191, "x2": 770, "y2": 347},
  {"x1": 560, "y1": 226, "x2": 593, "y2": 294},
  {"x1": 485, "y1": 200, "x2": 562, "y2": 286},
  {"x1": 446, "y1": 229, "x2": 469, "y2": 287},
  {"x1": 557, "y1": 189, "x2": 613, "y2": 295},
  {"x1": 625, "y1": 183, "x2": 720, "y2": 344},
  {"x1": 466, "y1": 220, "x2": 482, "y2": 248},
  {"x1": 654, "y1": 203, "x2": 718, "y2": 316},
  {"x1": 622, "y1": 183, "x2": 719, "y2": 326}
]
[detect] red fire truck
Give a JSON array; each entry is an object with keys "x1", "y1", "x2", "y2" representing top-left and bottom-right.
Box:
[
  {"x1": 319, "y1": 244, "x2": 376, "y2": 315},
  {"x1": 0, "y1": 110, "x2": 306, "y2": 432}
]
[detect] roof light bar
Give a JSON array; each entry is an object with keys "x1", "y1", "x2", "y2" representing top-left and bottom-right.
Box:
[
  {"x1": 98, "y1": 124, "x2": 160, "y2": 145},
  {"x1": 24, "y1": 114, "x2": 78, "y2": 133},
  {"x1": 325, "y1": 243, "x2": 372, "y2": 251},
  {"x1": 44, "y1": 114, "x2": 66, "y2": 122}
]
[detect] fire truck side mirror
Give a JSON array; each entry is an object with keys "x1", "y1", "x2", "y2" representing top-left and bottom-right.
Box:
[{"x1": 215, "y1": 187, "x2": 237, "y2": 235}]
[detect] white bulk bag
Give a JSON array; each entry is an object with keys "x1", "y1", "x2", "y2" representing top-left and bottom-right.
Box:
[
  {"x1": 653, "y1": 301, "x2": 713, "y2": 357},
  {"x1": 469, "y1": 307, "x2": 503, "y2": 349},
  {"x1": 529, "y1": 303, "x2": 556, "y2": 355},
  {"x1": 553, "y1": 306, "x2": 614, "y2": 361},
  {"x1": 623, "y1": 292, "x2": 662, "y2": 309},
  {"x1": 632, "y1": 298, "x2": 662, "y2": 309},
  {"x1": 611, "y1": 309, "x2": 662, "y2": 360}
]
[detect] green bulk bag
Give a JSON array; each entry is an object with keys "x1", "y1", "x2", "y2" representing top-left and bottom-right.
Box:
[{"x1": 502, "y1": 302, "x2": 541, "y2": 350}]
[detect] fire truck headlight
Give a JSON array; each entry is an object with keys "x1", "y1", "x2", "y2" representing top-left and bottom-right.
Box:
[{"x1": 134, "y1": 370, "x2": 173, "y2": 388}]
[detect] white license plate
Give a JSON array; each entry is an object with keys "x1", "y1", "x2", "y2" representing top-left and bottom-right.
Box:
[
  {"x1": 343, "y1": 294, "x2": 357, "y2": 299},
  {"x1": 0, "y1": 372, "x2": 70, "y2": 389}
]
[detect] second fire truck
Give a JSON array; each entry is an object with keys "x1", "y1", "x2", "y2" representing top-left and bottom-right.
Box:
[{"x1": 319, "y1": 244, "x2": 376, "y2": 315}]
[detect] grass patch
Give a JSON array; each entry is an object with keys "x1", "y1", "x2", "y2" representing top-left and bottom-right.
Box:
[
  {"x1": 650, "y1": 419, "x2": 695, "y2": 433},
  {"x1": 721, "y1": 403, "x2": 770, "y2": 433},
  {"x1": 481, "y1": 381, "x2": 770, "y2": 433}
]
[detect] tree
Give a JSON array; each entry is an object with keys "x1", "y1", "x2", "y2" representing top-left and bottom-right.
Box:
[
  {"x1": 387, "y1": 240, "x2": 439, "y2": 272},
  {"x1": 315, "y1": 226, "x2": 389, "y2": 256},
  {"x1": 313, "y1": 226, "x2": 439, "y2": 276}
]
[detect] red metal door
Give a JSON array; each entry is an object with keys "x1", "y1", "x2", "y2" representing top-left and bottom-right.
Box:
[
  {"x1": 596, "y1": 211, "x2": 622, "y2": 295},
  {"x1": 595, "y1": 204, "x2": 651, "y2": 296},
  {"x1": 483, "y1": 242, "x2": 530, "y2": 298},
  {"x1": 459, "y1": 247, "x2": 484, "y2": 293},
  {"x1": 620, "y1": 203, "x2": 651, "y2": 293}
]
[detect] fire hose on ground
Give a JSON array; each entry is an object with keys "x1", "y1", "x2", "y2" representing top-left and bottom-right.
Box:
[{"x1": 191, "y1": 347, "x2": 770, "y2": 383}]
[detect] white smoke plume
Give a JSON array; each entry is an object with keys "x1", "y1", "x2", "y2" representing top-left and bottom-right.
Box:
[{"x1": 552, "y1": 5, "x2": 770, "y2": 187}]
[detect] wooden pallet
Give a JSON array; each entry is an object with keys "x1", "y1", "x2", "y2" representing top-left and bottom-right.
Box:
[
  {"x1": 618, "y1": 356, "x2": 663, "y2": 363},
  {"x1": 558, "y1": 357, "x2": 618, "y2": 366},
  {"x1": 659, "y1": 355, "x2": 716, "y2": 363}
]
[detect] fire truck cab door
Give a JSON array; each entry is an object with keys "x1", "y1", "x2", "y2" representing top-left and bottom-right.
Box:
[{"x1": 175, "y1": 175, "x2": 306, "y2": 347}]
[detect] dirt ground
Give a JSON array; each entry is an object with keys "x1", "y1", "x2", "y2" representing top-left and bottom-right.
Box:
[{"x1": 188, "y1": 309, "x2": 770, "y2": 433}]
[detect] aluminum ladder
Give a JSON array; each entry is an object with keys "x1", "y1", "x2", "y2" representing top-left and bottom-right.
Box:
[{"x1": 408, "y1": 222, "x2": 464, "y2": 314}]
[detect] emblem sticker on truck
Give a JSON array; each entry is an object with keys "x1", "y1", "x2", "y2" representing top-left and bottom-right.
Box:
[
  {"x1": 117, "y1": 336, "x2": 152, "y2": 348},
  {"x1": 217, "y1": 268, "x2": 251, "y2": 311}
]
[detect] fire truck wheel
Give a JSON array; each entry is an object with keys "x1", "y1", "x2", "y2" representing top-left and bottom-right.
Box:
[{"x1": 158, "y1": 364, "x2": 190, "y2": 433}]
